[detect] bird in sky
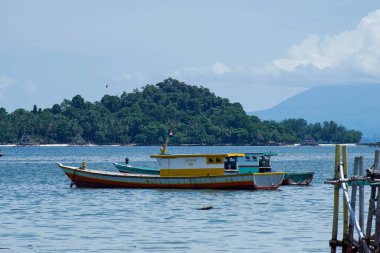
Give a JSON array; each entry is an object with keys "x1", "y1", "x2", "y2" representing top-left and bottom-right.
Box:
[{"x1": 106, "y1": 84, "x2": 109, "y2": 88}]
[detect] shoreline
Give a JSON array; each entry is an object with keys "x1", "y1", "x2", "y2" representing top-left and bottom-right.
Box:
[{"x1": 0, "y1": 143, "x2": 360, "y2": 147}]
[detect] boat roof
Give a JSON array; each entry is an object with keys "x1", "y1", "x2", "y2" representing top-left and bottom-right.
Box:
[
  {"x1": 150, "y1": 153, "x2": 245, "y2": 159},
  {"x1": 244, "y1": 152, "x2": 278, "y2": 157}
]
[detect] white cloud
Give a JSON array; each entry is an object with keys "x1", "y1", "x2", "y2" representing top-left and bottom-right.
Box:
[
  {"x1": 272, "y1": 9, "x2": 380, "y2": 77},
  {"x1": 0, "y1": 75, "x2": 13, "y2": 98},
  {"x1": 211, "y1": 62, "x2": 231, "y2": 75},
  {"x1": 170, "y1": 10, "x2": 380, "y2": 91}
]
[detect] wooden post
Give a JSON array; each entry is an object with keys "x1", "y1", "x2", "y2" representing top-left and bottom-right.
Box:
[
  {"x1": 367, "y1": 151, "x2": 380, "y2": 247},
  {"x1": 374, "y1": 150, "x2": 380, "y2": 170},
  {"x1": 359, "y1": 156, "x2": 365, "y2": 253},
  {"x1": 375, "y1": 186, "x2": 380, "y2": 250},
  {"x1": 359, "y1": 156, "x2": 365, "y2": 230},
  {"x1": 374, "y1": 151, "x2": 380, "y2": 251},
  {"x1": 331, "y1": 145, "x2": 341, "y2": 253},
  {"x1": 348, "y1": 157, "x2": 359, "y2": 251},
  {"x1": 342, "y1": 146, "x2": 349, "y2": 253},
  {"x1": 366, "y1": 186, "x2": 376, "y2": 247}
]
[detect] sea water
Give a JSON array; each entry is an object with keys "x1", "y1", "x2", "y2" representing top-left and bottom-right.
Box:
[{"x1": 0, "y1": 145, "x2": 377, "y2": 252}]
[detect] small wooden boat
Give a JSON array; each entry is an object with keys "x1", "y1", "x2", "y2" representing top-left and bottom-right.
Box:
[
  {"x1": 115, "y1": 152, "x2": 314, "y2": 186},
  {"x1": 281, "y1": 172, "x2": 314, "y2": 185},
  {"x1": 114, "y1": 163, "x2": 160, "y2": 175},
  {"x1": 57, "y1": 153, "x2": 285, "y2": 190}
]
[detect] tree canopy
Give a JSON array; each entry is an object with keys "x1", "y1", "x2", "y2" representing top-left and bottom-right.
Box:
[{"x1": 0, "y1": 78, "x2": 362, "y2": 145}]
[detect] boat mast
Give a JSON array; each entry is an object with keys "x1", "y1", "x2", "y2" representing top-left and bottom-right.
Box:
[
  {"x1": 160, "y1": 129, "x2": 174, "y2": 155},
  {"x1": 160, "y1": 138, "x2": 169, "y2": 155}
]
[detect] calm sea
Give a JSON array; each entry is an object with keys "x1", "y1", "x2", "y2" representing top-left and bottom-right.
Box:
[{"x1": 0, "y1": 145, "x2": 378, "y2": 252}]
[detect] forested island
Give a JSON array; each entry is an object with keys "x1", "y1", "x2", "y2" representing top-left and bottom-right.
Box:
[{"x1": 0, "y1": 78, "x2": 362, "y2": 145}]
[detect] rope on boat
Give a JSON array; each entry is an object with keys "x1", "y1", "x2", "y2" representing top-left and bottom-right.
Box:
[{"x1": 338, "y1": 162, "x2": 370, "y2": 253}]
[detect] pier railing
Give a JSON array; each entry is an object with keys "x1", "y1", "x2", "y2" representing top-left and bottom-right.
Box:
[{"x1": 325, "y1": 145, "x2": 380, "y2": 253}]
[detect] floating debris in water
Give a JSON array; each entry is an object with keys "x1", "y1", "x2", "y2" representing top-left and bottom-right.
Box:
[{"x1": 198, "y1": 205, "x2": 213, "y2": 210}]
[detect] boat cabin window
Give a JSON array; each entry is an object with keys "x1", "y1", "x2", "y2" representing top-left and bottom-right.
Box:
[
  {"x1": 224, "y1": 157, "x2": 237, "y2": 170},
  {"x1": 244, "y1": 154, "x2": 259, "y2": 160},
  {"x1": 207, "y1": 156, "x2": 224, "y2": 164},
  {"x1": 259, "y1": 156, "x2": 265, "y2": 167},
  {"x1": 259, "y1": 156, "x2": 271, "y2": 167},
  {"x1": 244, "y1": 154, "x2": 258, "y2": 163}
]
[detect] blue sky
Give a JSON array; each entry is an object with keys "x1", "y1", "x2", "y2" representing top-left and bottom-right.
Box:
[{"x1": 1, "y1": 0, "x2": 379, "y2": 112}]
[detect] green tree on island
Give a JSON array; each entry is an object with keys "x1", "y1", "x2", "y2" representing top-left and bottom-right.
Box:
[{"x1": 0, "y1": 78, "x2": 362, "y2": 145}]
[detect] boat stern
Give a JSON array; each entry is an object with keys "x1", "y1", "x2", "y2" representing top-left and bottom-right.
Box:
[{"x1": 252, "y1": 172, "x2": 285, "y2": 190}]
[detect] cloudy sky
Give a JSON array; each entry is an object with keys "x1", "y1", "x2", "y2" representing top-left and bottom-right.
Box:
[{"x1": 1, "y1": 0, "x2": 380, "y2": 112}]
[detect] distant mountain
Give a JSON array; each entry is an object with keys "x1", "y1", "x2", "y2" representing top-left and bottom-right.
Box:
[{"x1": 251, "y1": 84, "x2": 380, "y2": 142}]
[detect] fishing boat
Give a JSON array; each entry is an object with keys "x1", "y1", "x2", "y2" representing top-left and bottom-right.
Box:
[
  {"x1": 115, "y1": 152, "x2": 314, "y2": 186},
  {"x1": 57, "y1": 153, "x2": 285, "y2": 190},
  {"x1": 236, "y1": 152, "x2": 314, "y2": 185},
  {"x1": 281, "y1": 172, "x2": 314, "y2": 185}
]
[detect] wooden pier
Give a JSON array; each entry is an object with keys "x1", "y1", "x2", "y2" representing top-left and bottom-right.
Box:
[{"x1": 325, "y1": 145, "x2": 380, "y2": 253}]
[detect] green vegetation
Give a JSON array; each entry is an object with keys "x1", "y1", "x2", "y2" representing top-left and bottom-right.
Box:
[{"x1": 0, "y1": 78, "x2": 362, "y2": 145}]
